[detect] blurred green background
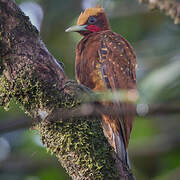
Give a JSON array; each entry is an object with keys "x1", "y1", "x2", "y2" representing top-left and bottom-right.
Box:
[{"x1": 0, "y1": 0, "x2": 180, "y2": 179}]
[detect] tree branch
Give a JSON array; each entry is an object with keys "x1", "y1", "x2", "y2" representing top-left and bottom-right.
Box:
[
  {"x1": 46, "y1": 103, "x2": 180, "y2": 123},
  {"x1": 0, "y1": 0, "x2": 134, "y2": 179},
  {"x1": 0, "y1": 116, "x2": 31, "y2": 134},
  {"x1": 0, "y1": 155, "x2": 60, "y2": 173},
  {"x1": 1, "y1": 103, "x2": 180, "y2": 134},
  {"x1": 138, "y1": 0, "x2": 180, "y2": 24}
]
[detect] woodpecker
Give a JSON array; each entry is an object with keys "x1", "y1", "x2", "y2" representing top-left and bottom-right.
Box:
[{"x1": 66, "y1": 7, "x2": 137, "y2": 174}]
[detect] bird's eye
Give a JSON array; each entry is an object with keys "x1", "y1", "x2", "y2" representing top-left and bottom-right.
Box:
[{"x1": 88, "y1": 16, "x2": 97, "y2": 24}]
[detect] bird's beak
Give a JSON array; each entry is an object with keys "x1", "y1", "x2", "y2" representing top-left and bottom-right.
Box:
[{"x1": 65, "y1": 25, "x2": 88, "y2": 32}]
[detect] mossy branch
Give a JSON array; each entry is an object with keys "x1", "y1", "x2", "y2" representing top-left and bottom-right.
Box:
[
  {"x1": 0, "y1": 0, "x2": 135, "y2": 179},
  {"x1": 139, "y1": 0, "x2": 180, "y2": 24}
]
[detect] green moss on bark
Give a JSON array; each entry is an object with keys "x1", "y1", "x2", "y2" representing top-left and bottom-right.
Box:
[
  {"x1": 0, "y1": 74, "x2": 11, "y2": 109},
  {"x1": 39, "y1": 117, "x2": 119, "y2": 180},
  {"x1": 0, "y1": 63, "x2": 62, "y2": 116},
  {"x1": 0, "y1": 68, "x2": 119, "y2": 179}
]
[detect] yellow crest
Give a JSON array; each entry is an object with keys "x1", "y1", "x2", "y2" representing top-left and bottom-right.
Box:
[{"x1": 77, "y1": 7, "x2": 104, "y2": 25}]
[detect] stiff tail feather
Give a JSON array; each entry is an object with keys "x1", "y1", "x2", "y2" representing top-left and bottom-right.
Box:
[
  {"x1": 114, "y1": 130, "x2": 130, "y2": 169},
  {"x1": 102, "y1": 116, "x2": 135, "y2": 179}
]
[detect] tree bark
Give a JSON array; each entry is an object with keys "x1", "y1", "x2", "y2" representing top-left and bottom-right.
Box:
[{"x1": 0, "y1": 0, "x2": 135, "y2": 179}]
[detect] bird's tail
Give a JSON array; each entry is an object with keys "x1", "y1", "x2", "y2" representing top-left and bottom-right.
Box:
[
  {"x1": 114, "y1": 128, "x2": 130, "y2": 168},
  {"x1": 101, "y1": 116, "x2": 130, "y2": 166},
  {"x1": 102, "y1": 115, "x2": 133, "y2": 179}
]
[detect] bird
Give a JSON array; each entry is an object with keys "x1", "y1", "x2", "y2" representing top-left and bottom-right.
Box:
[{"x1": 65, "y1": 6, "x2": 137, "y2": 177}]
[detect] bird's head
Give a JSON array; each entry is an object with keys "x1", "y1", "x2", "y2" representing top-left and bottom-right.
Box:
[{"x1": 65, "y1": 7, "x2": 110, "y2": 36}]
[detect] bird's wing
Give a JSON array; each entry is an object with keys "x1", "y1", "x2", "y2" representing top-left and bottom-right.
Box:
[
  {"x1": 97, "y1": 31, "x2": 137, "y2": 147},
  {"x1": 98, "y1": 31, "x2": 137, "y2": 90}
]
